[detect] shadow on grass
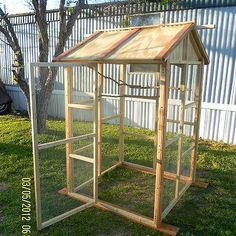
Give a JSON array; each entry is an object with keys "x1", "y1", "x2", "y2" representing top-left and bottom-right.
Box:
[{"x1": 0, "y1": 142, "x2": 32, "y2": 156}]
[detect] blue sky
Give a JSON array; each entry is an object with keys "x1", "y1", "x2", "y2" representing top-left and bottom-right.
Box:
[{"x1": 1, "y1": 0, "x2": 110, "y2": 14}]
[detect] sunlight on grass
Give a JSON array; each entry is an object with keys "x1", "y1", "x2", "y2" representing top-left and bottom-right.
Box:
[{"x1": 0, "y1": 115, "x2": 235, "y2": 235}]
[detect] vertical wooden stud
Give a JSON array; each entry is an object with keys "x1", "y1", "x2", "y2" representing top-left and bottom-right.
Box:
[
  {"x1": 64, "y1": 67, "x2": 74, "y2": 192},
  {"x1": 93, "y1": 65, "x2": 99, "y2": 202},
  {"x1": 154, "y1": 62, "x2": 169, "y2": 226},
  {"x1": 98, "y1": 64, "x2": 103, "y2": 176},
  {"x1": 153, "y1": 65, "x2": 160, "y2": 169},
  {"x1": 119, "y1": 64, "x2": 126, "y2": 163},
  {"x1": 175, "y1": 64, "x2": 187, "y2": 198},
  {"x1": 190, "y1": 60, "x2": 204, "y2": 181},
  {"x1": 29, "y1": 64, "x2": 42, "y2": 230}
]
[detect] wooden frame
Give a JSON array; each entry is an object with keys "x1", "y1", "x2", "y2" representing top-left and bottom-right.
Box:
[
  {"x1": 98, "y1": 64, "x2": 103, "y2": 176},
  {"x1": 64, "y1": 67, "x2": 74, "y2": 193},
  {"x1": 154, "y1": 62, "x2": 170, "y2": 227},
  {"x1": 29, "y1": 64, "x2": 42, "y2": 230},
  {"x1": 30, "y1": 22, "x2": 209, "y2": 235},
  {"x1": 119, "y1": 64, "x2": 126, "y2": 164}
]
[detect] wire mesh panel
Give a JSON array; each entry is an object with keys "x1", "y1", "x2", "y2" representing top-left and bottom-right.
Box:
[
  {"x1": 161, "y1": 179, "x2": 176, "y2": 213},
  {"x1": 164, "y1": 139, "x2": 179, "y2": 174},
  {"x1": 98, "y1": 166, "x2": 156, "y2": 218},
  {"x1": 161, "y1": 64, "x2": 199, "y2": 215},
  {"x1": 97, "y1": 64, "x2": 157, "y2": 219},
  {"x1": 101, "y1": 123, "x2": 120, "y2": 172},
  {"x1": 161, "y1": 64, "x2": 195, "y2": 215},
  {"x1": 38, "y1": 145, "x2": 82, "y2": 222},
  {"x1": 30, "y1": 63, "x2": 96, "y2": 229},
  {"x1": 72, "y1": 108, "x2": 94, "y2": 136},
  {"x1": 124, "y1": 127, "x2": 155, "y2": 168},
  {"x1": 162, "y1": 65, "x2": 182, "y2": 210},
  {"x1": 73, "y1": 159, "x2": 94, "y2": 197},
  {"x1": 95, "y1": 64, "x2": 120, "y2": 173},
  {"x1": 179, "y1": 65, "x2": 198, "y2": 193}
]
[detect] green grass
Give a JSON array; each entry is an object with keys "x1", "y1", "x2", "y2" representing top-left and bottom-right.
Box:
[{"x1": 0, "y1": 114, "x2": 236, "y2": 236}]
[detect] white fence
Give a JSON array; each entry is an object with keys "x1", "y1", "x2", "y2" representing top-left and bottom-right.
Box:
[
  {"x1": 6, "y1": 86, "x2": 236, "y2": 144},
  {"x1": 2, "y1": 4, "x2": 236, "y2": 144}
]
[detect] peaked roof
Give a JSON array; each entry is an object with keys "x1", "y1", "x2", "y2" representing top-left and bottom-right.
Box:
[{"x1": 53, "y1": 22, "x2": 209, "y2": 65}]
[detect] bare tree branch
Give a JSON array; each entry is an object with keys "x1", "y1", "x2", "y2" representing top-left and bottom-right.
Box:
[
  {"x1": 0, "y1": 6, "x2": 30, "y2": 116},
  {"x1": 0, "y1": 9, "x2": 22, "y2": 54},
  {"x1": 0, "y1": 25, "x2": 14, "y2": 48},
  {"x1": 0, "y1": 37, "x2": 11, "y2": 46},
  {"x1": 32, "y1": 0, "x2": 49, "y2": 62},
  {"x1": 58, "y1": 0, "x2": 66, "y2": 47},
  {"x1": 64, "y1": 0, "x2": 85, "y2": 40}
]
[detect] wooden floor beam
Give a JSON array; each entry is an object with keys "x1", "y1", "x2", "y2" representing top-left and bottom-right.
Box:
[
  {"x1": 192, "y1": 180, "x2": 209, "y2": 189},
  {"x1": 63, "y1": 192, "x2": 179, "y2": 236},
  {"x1": 122, "y1": 161, "x2": 190, "y2": 183}
]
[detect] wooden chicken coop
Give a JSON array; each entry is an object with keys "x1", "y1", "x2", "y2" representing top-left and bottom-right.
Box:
[{"x1": 30, "y1": 21, "x2": 209, "y2": 235}]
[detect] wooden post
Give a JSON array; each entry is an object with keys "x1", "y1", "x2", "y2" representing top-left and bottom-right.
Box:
[
  {"x1": 29, "y1": 64, "x2": 42, "y2": 230},
  {"x1": 98, "y1": 64, "x2": 103, "y2": 176},
  {"x1": 175, "y1": 64, "x2": 187, "y2": 198},
  {"x1": 93, "y1": 65, "x2": 99, "y2": 202},
  {"x1": 119, "y1": 64, "x2": 126, "y2": 163},
  {"x1": 190, "y1": 60, "x2": 204, "y2": 182},
  {"x1": 64, "y1": 67, "x2": 74, "y2": 192},
  {"x1": 153, "y1": 65, "x2": 160, "y2": 169},
  {"x1": 154, "y1": 62, "x2": 169, "y2": 226}
]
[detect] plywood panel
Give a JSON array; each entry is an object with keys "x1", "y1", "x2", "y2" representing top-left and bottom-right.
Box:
[
  {"x1": 169, "y1": 41, "x2": 184, "y2": 61},
  {"x1": 64, "y1": 30, "x2": 130, "y2": 61},
  {"x1": 107, "y1": 25, "x2": 187, "y2": 61},
  {"x1": 187, "y1": 35, "x2": 201, "y2": 61}
]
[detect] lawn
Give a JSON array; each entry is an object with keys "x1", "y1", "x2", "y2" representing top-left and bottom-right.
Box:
[{"x1": 0, "y1": 114, "x2": 236, "y2": 236}]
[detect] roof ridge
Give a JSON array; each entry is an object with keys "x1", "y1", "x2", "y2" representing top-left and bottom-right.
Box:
[{"x1": 97, "y1": 21, "x2": 194, "y2": 33}]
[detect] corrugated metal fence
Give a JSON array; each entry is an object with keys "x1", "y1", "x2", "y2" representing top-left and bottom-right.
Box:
[{"x1": 1, "y1": 2, "x2": 236, "y2": 144}]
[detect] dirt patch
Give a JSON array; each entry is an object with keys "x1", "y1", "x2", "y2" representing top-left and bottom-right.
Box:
[{"x1": 0, "y1": 182, "x2": 8, "y2": 192}]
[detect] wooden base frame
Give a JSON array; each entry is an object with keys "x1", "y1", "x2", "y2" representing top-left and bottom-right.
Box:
[
  {"x1": 59, "y1": 190, "x2": 180, "y2": 236},
  {"x1": 58, "y1": 159, "x2": 209, "y2": 236}
]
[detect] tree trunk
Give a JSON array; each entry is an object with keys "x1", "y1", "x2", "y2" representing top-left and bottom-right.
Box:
[{"x1": 36, "y1": 67, "x2": 58, "y2": 133}]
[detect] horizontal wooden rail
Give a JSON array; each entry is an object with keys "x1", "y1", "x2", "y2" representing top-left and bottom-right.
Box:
[
  {"x1": 73, "y1": 143, "x2": 93, "y2": 154},
  {"x1": 101, "y1": 162, "x2": 122, "y2": 175},
  {"x1": 165, "y1": 134, "x2": 181, "y2": 147},
  {"x1": 68, "y1": 192, "x2": 179, "y2": 235},
  {"x1": 41, "y1": 201, "x2": 94, "y2": 229},
  {"x1": 38, "y1": 133, "x2": 95, "y2": 150},
  {"x1": 182, "y1": 145, "x2": 195, "y2": 157},
  {"x1": 170, "y1": 60, "x2": 202, "y2": 65},
  {"x1": 163, "y1": 171, "x2": 191, "y2": 182},
  {"x1": 70, "y1": 154, "x2": 94, "y2": 163},
  {"x1": 101, "y1": 94, "x2": 158, "y2": 100},
  {"x1": 68, "y1": 103, "x2": 94, "y2": 110},
  {"x1": 102, "y1": 114, "x2": 120, "y2": 122},
  {"x1": 67, "y1": 192, "x2": 94, "y2": 203},
  {"x1": 125, "y1": 95, "x2": 158, "y2": 100},
  {"x1": 167, "y1": 119, "x2": 194, "y2": 126},
  {"x1": 185, "y1": 101, "x2": 196, "y2": 109},
  {"x1": 122, "y1": 161, "x2": 155, "y2": 175},
  {"x1": 74, "y1": 178, "x2": 93, "y2": 193},
  {"x1": 122, "y1": 161, "x2": 191, "y2": 183},
  {"x1": 98, "y1": 200, "x2": 154, "y2": 227},
  {"x1": 123, "y1": 132, "x2": 155, "y2": 140},
  {"x1": 74, "y1": 162, "x2": 121, "y2": 192},
  {"x1": 161, "y1": 182, "x2": 191, "y2": 219},
  {"x1": 77, "y1": 98, "x2": 94, "y2": 104}
]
